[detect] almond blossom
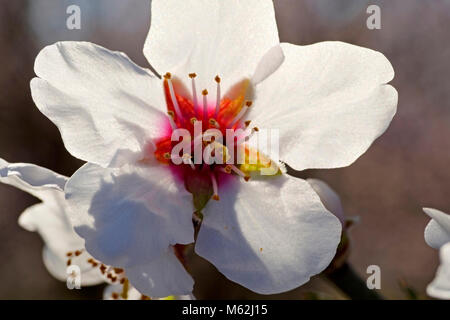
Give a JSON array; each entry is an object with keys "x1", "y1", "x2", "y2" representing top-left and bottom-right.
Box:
[
  {"x1": 30, "y1": 0, "x2": 397, "y2": 296},
  {"x1": 0, "y1": 157, "x2": 104, "y2": 285},
  {"x1": 423, "y1": 208, "x2": 450, "y2": 299},
  {"x1": 0, "y1": 158, "x2": 193, "y2": 299}
]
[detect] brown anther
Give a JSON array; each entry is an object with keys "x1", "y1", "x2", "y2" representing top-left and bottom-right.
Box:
[
  {"x1": 111, "y1": 276, "x2": 117, "y2": 283},
  {"x1": 87, "y1": 258, "x2": 94, "y2": 263},
  {"x1": 66, "y1": 252, "x2": 73, "y2": 257},
  {"x1": 167, "y1": 110, "x2": 175, "y2": 118},
  {"x1": 215, "y1": 75, "x2": 221, "y2": 83},
  {"x1": 92, "y1": 262, "x2": 98, "y2": 267},
  {"x1": 189, "y1": 73, "x2": 197, "y2": 78},
  {"x1": 190, "y1": 117, "x2": 197, "y2": 124},
  {"x1": 67, "y1": 259, "x2": 72, "y2": 266},
  {"x1": 212, "y1": 194, "x2": 220, "y2": 201},
  {"x1": 163, "y1": 72, "x2": 172, "y2": 80},
  {"x1": 100, "y1": 264, "x2": 107, "y2": 274},
  {"x1": 209, "y1": 118, "x2": 220, "y2": 128},
  {"x1": 74, "y1": 250, "x2": 82, "y2": 256},
  {"x1": 245, "y1": 101, "x2": 253, "y2": 107},
  {"x1": 253, "y1": 127, "x2": 259, "y2": 132},
  {"x1": 224, "y1": 165, "x2": 232, "y2": 174},
  {"x1": 260, "y1": 248, "x2": 263, "y2": 252},
  {"x1": 202, "y1": 89, "x2": 208, "y2": 95},
  {"x1": 244, "y1": 120, "x2": 251, "y2": 127},
  {"x1": 163, "y1": 152, "x2": 171, "y2": 159},
  {"x1": 244, "y1": 176, "x2": 250, "y2": 182},
  {"x1": 141, "y1": 295, "x2": 151, "y2": 300},
  {"x1": 111, "y1": 292, "x2": 119, "y2": 300},
  {"x1": 114, "y1": 268, "x2": 124, "y2": 274},
  {"x1": 120, "y1": 278, "x2": 126, "y2": 284}
]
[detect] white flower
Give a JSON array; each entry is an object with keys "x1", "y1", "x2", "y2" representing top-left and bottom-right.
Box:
[
  {"x1": 427, "y1": 243, "x2": 450, "y2": 300},
  {"x1": 0, "y1": 157, "x2": 193, "y2": 299},
  {"x1": 423, "y1": 208, "x2": 450, "y2": 299},
  {"x1": 0, "y1": 158, "x2": 103, "y2": 285},
  {"x1": 30, "y1": 0, "x2": 397, "y2": 296}
]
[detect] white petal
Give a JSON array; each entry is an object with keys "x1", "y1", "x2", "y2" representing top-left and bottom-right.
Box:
[
  {"x1": 19, "y1": 201, "x2": 82, "y2": 254},
  {"x1": 144, "y1": 0, "x2": 280, "y2": 94},
  {"x1": 424, "y1": 208, "x2": 450, "y2": 249},
  {"x1": 31, "y1": 42, "x2": 168, "y2": 167},
  {"x1": 19, "y1": 199, "x2": 104, "y2": 285},
  {"x1": 65, "y1": 163, "x2": 195, "y2": 268},
  {"x1": 252, "y1": 45, "x2": 285, "y2": 85},
  {"x1": 251, "y1": 42, "x2": 398, "y2": 170},
  {"x1": 195, "y1": 175, "x2": 342, "y2": 294},
  {"x1": 307, "y1": 178, "x2": 345, "y2": 225},
  {"x1": 0, "y1": 158, "x2": 67, "y2": 200},
  {"x1": 126, "y1": 248, "x2": 194, "y2": 298},
  {"x1": 42, "y1": 246, "x2": 104, "y2": 286},
  {"x1": 427, "y1": 242, "x2": 450, "y2": 300}
]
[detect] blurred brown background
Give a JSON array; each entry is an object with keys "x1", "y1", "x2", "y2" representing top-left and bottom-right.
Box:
[{"x1": 0, "y1": 0, "x2": 449, "y2": 299}]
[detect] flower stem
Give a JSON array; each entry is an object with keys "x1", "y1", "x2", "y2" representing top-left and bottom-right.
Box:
[{"x1": 326, "y1": 263, "x2": 383, "y2": 300}]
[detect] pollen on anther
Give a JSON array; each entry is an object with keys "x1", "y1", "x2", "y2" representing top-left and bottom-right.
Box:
[
  {"x1": 245, "y1": 101, "x2": 253, "y2": 107},
  {"x1": 111, "y1": 292, "x2": 119, "y2": 300},
  {"x1": 212, "y1": 194, "x2": 220, "y2": 201},
  {"x1": 114, "y1": 268, "x2": 124, "y2": 274},
  {"x1": 67, "y1": 259, "x2": 72, "y2": 266},
  {"x1": 163, "y1": 72, "x2": 172, "y2": 80},
  {"x1": 189, "y1": 73, "x2": 197, "y2": 78},
  {"x1": 215, "y1": 75, "x2": 221, "y2": 83},
  {"x1": 190, "y1": 117, "x2": 197, "y2": 124},
  {"x1": 222, "y1": 165, "x2": 232, "y2": 174},
  {"x1": 244, "y1": 120, "x2": 251, "y2": 127},
  {"x1": 74, "y1": 250, "x2": 82, "y2": 256},
  {"x1": 202, "y1": 89, "x2": 208, "y2": 95},
  {"x1": 244, "y1": 176, "x2": 250, "y2": 182},
  {"x1": 209, "y1": 118, "x2": 220, "y2": 128},
  {"x1": 100, "y1": 264, "x2": 107, "y2": 274}
]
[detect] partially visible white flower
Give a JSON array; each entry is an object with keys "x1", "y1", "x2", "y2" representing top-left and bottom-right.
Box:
[
  {"x1": 1, "y1": 157, "x2": 194, "y2": 298},
  {"x1": 423, "y1": 208, "x2": 450, "y2": 299},
  {"x1": 427, "y1": 243, "x2": 450, "y2": 300},
  {"x1": 0, "y1": 157, "x2": 103, "y2": 285}
]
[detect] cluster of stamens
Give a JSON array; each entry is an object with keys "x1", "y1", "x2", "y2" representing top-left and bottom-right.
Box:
[
  {"x1": 65, "y1": 249, "x2": 150, "y2": 300},
  {"x1": 160, "y1": 73, "x2": 260, "y2": 201}
]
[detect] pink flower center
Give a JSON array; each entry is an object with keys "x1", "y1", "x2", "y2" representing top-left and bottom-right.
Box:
[{"x1": 153, "y1": 73, "x2": 258, "y2": 204}]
